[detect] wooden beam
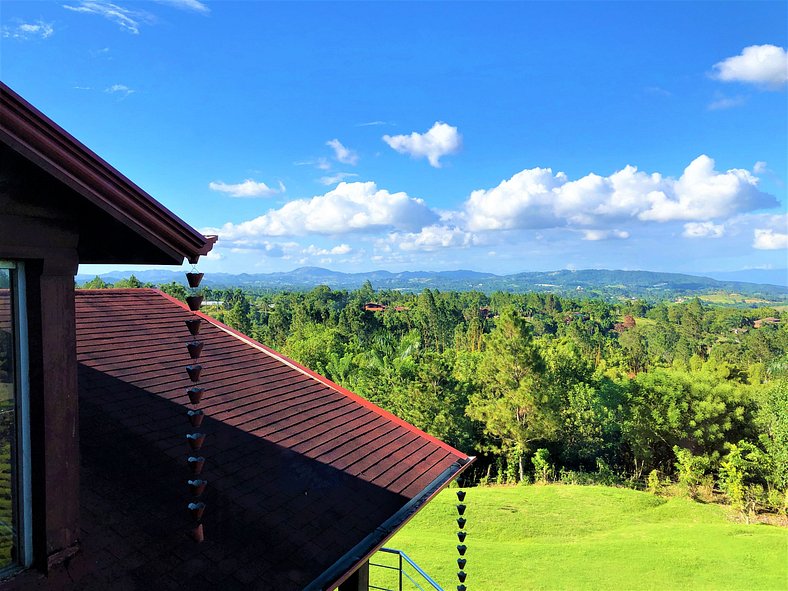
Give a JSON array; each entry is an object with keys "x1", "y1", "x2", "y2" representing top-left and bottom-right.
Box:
[
  {"x1": 22, "y1": 254, "x2": 81, "y2": 569},
  {"x1": 338, "y1": 560, "x2": 369, "y2": 591}
]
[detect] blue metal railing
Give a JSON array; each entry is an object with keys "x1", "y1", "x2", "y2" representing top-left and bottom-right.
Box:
[{"x1": 369, "y1": 547, "x2": 444, "y2": 591}]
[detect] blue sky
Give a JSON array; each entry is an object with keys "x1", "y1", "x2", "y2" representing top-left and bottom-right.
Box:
[{"x1": 2, "y1": 1, "x2": 787, "y2": 277}]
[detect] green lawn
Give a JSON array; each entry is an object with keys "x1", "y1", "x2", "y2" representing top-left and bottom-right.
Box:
[{"x1": 372, "y1": 485, "x2": 788, "y2": 591}]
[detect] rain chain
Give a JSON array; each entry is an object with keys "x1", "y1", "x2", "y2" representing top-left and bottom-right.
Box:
[
  {"x1": 185, "y1": 265, "x2": 207, "y2": 542},
  {"x1": 456, "y1": 489, "x2": 467, "y2": 591}
]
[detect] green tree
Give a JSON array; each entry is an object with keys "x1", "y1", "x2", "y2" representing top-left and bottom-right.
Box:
[
  {"x1": 82, "y1": 276, "x2": 109, "y2": 289},
  {"x1": 755, "y1": 365, "x2": 788, "y2": 489},
  {"x1": 618, "y1": 326, "x2": 648, "y2": 374},
  {"x1": 393, "y1": 350, "x2": 474, "y2": 451},
  {"x1": 223, "y1": 290, "x2": 252, "y2": 334},
  {"x1": 467, "y1": 311, "x2": 556, "y2": 481},
  {"x1": 622, "y1": 367, "x2": 755, "y2": 478},
  {"x1": 283, "y1": 323, "x2": 346, "y2": 379},
  {"x1": 113, "y1": 274, "x2": 143, "y2": 288},
  {"x1": 158, "y1": 281, "x2": 187, "y2": 301}
]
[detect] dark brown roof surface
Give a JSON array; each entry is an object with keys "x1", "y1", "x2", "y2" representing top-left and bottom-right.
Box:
[{"x1": 22, "y1": 288, "x2": 468, "y2": 590}]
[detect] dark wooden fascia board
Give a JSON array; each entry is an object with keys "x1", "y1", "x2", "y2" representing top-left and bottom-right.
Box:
[{"x1": 0, "y1": 82, "x2": 215, "y2": 264}]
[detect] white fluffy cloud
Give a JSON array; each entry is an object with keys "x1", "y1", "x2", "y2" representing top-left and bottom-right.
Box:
[
  {"x1": 683, "y1": 222, "x2": 725, "y2": 238},
  {"x1": 304, "y1": 244, "x2": 353, "y2": 256},
  {"x1": 208, "y1": 179, "x2": 284, "y2": 198},
  {"x1": 326, "y1": 139, "x2": 359, "y2": 165},
  {"x1": 390, "y1": 225, "x2": 478, "y2": 251},
  {"x1": 712, "y1": 44, "x2": 788, "y2": 90},
  {"x1": 206, "y1": 181, "x2": 438, "y2": 243},
  {"x1": 383, "y1": 122, "x2": 462, "y2": 168},
  {"x1": 465, "y1": 155, "x2": 775, "y2": 232},
  {"x1": 753, "y1": 230, "x2": 788, "y2": 250},
  {"x1": 641, "y1": 156, "x2": 768, "y2": 222},
  {"x1": 465, "y1": 167, "x2": 567, "y2": 231},
  {"x1": 752, "y1": 214, "x2": 788, "y2": 250},
  {"x1": 2, "y1": 21, "x2": 54, "y2": 40}
]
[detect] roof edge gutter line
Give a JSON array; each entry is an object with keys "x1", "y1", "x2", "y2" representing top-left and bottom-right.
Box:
[{"x1": 306, "y1": 456, "x2": 475, "y2": 591}]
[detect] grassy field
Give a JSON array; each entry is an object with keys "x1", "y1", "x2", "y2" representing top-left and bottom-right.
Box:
[
  {"x1": 696, "y1": 292, "x2": 774, "y2": 306},
  {"x1": 371, "y1": 485, "x2": 788, "y2": 591}
]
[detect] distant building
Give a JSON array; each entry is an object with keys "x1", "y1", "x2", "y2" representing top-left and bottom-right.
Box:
[
  {"x1": 753, "y1": 317, "x2": 781, "y2": 329},
  {"x1": 202, "y1": 299, "x2": 225, "y2": 307},
  {"x1": 362, "y1": 302, "x2": 386, "y2": 312},
  {"x1": 613, "y1": 315, "x2": 637, "y2": 332}
]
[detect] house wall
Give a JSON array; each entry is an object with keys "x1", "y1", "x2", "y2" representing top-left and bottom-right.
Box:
[{"x1": 1, "y1": 158, "x2": 82, "y2": 570}]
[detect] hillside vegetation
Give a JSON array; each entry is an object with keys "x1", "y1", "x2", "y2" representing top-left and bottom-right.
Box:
[
  {"x1": 82, "y1": 279, "x2": 788, "y2": 518},
  {"x1": 373, "y1": 485, "x2": 788, "y2": 591}
]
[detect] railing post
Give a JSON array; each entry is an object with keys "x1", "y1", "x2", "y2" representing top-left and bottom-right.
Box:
[
  {"x1": 398, "y1": 551, "x2": 403, "y2": 591},
  {"x1": 374, "y1": 548, "x2": 444, "y2": 591}
]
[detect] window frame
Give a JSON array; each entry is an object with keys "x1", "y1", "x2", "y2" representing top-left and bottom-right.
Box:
[{"x1": 0, "y1": 260, "x2": 32, "y2": 575}]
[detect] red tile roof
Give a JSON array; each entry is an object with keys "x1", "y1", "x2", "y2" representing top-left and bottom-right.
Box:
[{"x1": 66, "y1": 288, "x2": 471, "y2": 589}]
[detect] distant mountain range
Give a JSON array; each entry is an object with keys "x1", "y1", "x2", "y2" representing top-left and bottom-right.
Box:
[
  {"x1": 76, "y1": 267, "x2": 788, "y2": 300},
  {"x1": 697, "y1": 268, "x2": 788, "y2": 286}
]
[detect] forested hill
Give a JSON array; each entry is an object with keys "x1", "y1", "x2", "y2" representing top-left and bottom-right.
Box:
[{"x1": 77, "y1": 267, "x2": 788, "y2": 300}]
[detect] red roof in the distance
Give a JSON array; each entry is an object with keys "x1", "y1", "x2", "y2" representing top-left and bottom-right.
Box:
[{"x1": 48, "y1": 288, "x2": 471, "y2": 590}]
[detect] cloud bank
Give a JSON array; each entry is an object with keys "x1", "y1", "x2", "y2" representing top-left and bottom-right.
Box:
[
  {"x1": 209, "y1": 156, "x2": 781, "y2": 262},
  {"x1": 205, "y1": 181, "x2": 438, "y2": 246},
  {"x1": 464, "y1": 155, "x2": 775, "y2": 231}
]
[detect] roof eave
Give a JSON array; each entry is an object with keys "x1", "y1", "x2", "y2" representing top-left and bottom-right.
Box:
[
  {"x1": 0, "y1": 82, "x2": 214, "y2": 264},
  {"x1": 307, "y1": 456, "x2": 476, "y2": 591}
]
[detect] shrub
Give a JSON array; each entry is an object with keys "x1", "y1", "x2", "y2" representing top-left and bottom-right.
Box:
[
  {"x1": 673, "y1": 446, "x2": 710, "y2": 499},
  {"x1": 719, "y1": 447, "x2": 746, "y2": 512},
  {"x1": 647, "y1": 469, "x2": 662, "y2": 495},
  {"x1": 743, "y1": 485, "x2": 766, "y2": 524},
  {"x1": 595, "y1": 458, "x2": 620, "y2": 486},
  {"x1": 532, "y1": 448, "x2": 552, "y2": 484},
  {"x1": 765, "y1": 487, "x2": 787, "y2": 515}
]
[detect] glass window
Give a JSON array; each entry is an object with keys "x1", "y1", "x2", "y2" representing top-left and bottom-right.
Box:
[
  {"x1": 0, "y1": 262, "x2": 30, "y2": 573},
  {"x1": 0, "y1": 267, "x2": 16, "y2": 569}
]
